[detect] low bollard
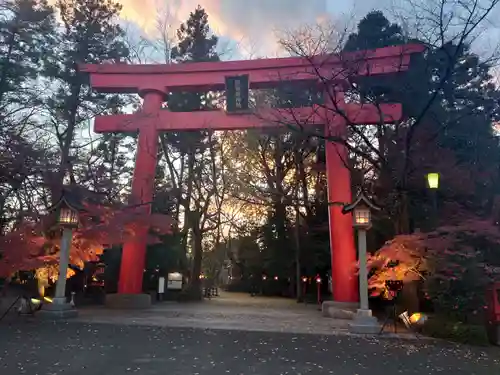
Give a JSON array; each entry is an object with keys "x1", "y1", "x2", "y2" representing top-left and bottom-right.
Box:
[
  {"x1": 315, "y1": 275, "x2": 322, "y2": 306},
  {"x1": 302, "y1": 276, "x2": 308, "y2": 302}
]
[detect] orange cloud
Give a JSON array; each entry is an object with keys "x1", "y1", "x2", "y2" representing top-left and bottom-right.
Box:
[
  {"x1": 116, "y1": 0, "x2": 329, "y2": 55},
  {"x1": 47, "y1": 0, "x2": 331, "y2": 56},
  {"x1": 116, "y1": 0, "x2": 228, "y2": 36}
]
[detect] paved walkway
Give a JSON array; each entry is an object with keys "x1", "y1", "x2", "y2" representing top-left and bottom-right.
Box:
[
  {"x1": 0, "y1": 322, "x2": 498, "y2": 374},
  {"x1": 74, "y1": 292, "x2": 353, "y2": 336},
  {"x1": 1, "y1": 293, "x2": 499, "y2": 374}
]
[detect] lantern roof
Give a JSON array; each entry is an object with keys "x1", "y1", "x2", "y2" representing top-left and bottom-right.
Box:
[
  {"x1": 342, "y1": 189, "x2": 381, "y2": 214},
  {"x1": 47, "y1": 184, "x2": 106, "y2": 213}
]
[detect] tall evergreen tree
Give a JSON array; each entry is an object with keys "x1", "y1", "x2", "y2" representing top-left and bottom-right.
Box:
[
  {"x1": 42, "y1": 0, "x2": 129, "y2": 197},
  {"x1": 0, "y1": 0, "x2": 55, "y2": 108},
  {"x1": 342, "y1": 11, "x2": 500, "y2": 235},
  {"x1": 343, "y1": 11, "x2": 406, "y2": 52},
  {"x1": 0, "y1": 0, "x2": 56, "y2": 226},
  {"x1": 161, "y1": 6, "x2": 220, "y2": 299},
  {"x1": 340, "y1": 10, "x2": 500, "y2": 315}
]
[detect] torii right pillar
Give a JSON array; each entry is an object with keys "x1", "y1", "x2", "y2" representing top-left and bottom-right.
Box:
[{"x1": 324, "y1": 90, "x2": 359, "y2": 312}]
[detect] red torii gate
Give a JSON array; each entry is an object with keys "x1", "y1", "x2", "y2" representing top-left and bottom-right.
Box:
[{"x1": 80, "y1": 44, "x2": 424, "y2": 307}]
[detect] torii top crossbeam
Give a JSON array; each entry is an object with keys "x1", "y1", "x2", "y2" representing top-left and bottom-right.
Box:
[{"x1": 80, "y1": 44, "x2": 424, "y2": 93}]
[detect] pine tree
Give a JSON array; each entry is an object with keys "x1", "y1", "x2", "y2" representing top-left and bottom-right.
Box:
[
  {"x1": 0, "y1": 0, "x2": 55, "y2": 107},
  {"x1": 161, "y1": 6, "x2": 220, "y2": 299},
  {"x1": 42, "y1": 0, "x2": 129, "y2": 195},
  {"x1": 343, "y1": 11, "x2": 406, "y2": 52},
  {"x1": 0, "y1": 0, "x2": 56, "y2": 225},
  {"x1": 166, "y1": 5, "x2": 219, "y2": 152},
  {"x1": 342, "y1": 11, "x2": 500, "y2": 233},
  {"x1": 346, "y1": 10, "x2": 500, "y2": 316}
]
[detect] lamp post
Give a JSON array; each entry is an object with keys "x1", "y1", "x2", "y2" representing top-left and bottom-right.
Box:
[
  {"x1": 302, "y1": 276, "x2": 308, "y2": 301},
  {"x1": 261, "y1": 274, "x2": 267, "y2": 295},
  {"x1": 342, "y1": 190, "x2": 381, "y2": 334},
  {"x1": 39, "y1": 190, "x2": 80, "y2": 318},
  {"x1": 315, "y1": 275, "x2": 322, "y2": 306},
  {"x1": 426, "y1": 172, "x2": 439, "y2": 228},
  {"x1": 53, "y1": 204, "x2": 79, "y2": 305}
]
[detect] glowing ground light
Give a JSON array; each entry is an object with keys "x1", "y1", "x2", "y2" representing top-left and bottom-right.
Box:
[
  {"x1": 399, "y1": 311, "x2": 427, "y2": 328},
  {"x1": 30, "y1": 296, "x2": 53, "y2": 305},
  {"x1": 410, "y1": 312, "x2": 426, "y2": 324}
]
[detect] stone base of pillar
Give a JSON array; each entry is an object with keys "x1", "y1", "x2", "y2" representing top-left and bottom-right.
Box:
[
  {"x1": 348, "y1": 309, "x2": 380, "y2": 334},
  {"x1": 322, "y1": 301, "x2": 359, "y2": 319},
  {"x1": 105, "y1": 293, "x2": 151, "y2": 309},
  {"x1": 486, "y1": 323, "x2": 500, "y2": 346},
  {"x1": 38, "y1": 298, "x2": 78, "y2": 319},
  {"x1": 493, "y1": 325, "x2": 500, "y2": 346}
]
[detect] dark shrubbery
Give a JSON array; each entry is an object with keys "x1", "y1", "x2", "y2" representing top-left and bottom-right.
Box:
[{"x1": 421, "y1": 317, "x2": 490, "y2": 346}]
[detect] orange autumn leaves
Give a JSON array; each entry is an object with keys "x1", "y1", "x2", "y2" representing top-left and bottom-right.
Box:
[
  {"x1": 366, "y1": 215, "x2": 500, "y2": 297},
  {"x1": 367, "y1": 233, "x2": 428, "y2": 297},
  {"x1": 0, "y1": 202, "x2": 173, "y2": 278}
]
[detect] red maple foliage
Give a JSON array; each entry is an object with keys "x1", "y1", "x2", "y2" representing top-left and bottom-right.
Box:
[
  {"x1": 367, "y1": 233, "x2": 427, "y2": 297},
  {"x1": 0, "y1": 224, "x2": 48, "y2": 278},
  {"x1": 367, "y1": 209, "x2": 500, "y2": 316},
  {"x1": 0, "y1": 201, "x2": 173, "y2": 279}
]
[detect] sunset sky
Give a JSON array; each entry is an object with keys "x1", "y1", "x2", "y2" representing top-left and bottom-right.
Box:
[
  {"x1": 115, "y1": 0, "x2": 391, "y2": 56},
  {"x1": 109, "y1": 0, "x2": 500, "y2": 61}
]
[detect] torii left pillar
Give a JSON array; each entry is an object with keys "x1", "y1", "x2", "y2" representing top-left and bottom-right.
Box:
[{"x1": 106, "y1": 88, "x2": 165, "y2": 309}]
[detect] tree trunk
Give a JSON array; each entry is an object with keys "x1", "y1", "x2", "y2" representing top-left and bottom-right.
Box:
[
  {"x1": 397, "y1": 191, "x2": 420, "y2": 312},
  {"x1": 396, "y1": 190, "x2": 411, "y2": 235},
  {"x1": 190, "y1": 231, "x2": 203, "y2": 299},
  {"x1": 294, "y1": 205, "x2": 302, "y2": 302},
  {"x1": 401, "y1": 280, "x2": 420, "y2": 314},
  {"x1": 53, "y1": 82, "x2": 82, "y2": 202},
  {"x1": 180, "y1": 153, "x2": 196, "y2": 259},
  {"x1": 185, "y1": 212, "x2": 203, "y2": 300}
]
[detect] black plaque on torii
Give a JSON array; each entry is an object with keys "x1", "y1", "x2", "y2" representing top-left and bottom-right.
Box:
[{"x1": 225, "y1": 75, "x2": 250, "y2": 113}]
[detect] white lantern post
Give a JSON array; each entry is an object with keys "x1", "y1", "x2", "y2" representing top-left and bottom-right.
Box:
[
  {"x1": 342, "y1": 190, "x2": 381, "y2": 334},
  {"x1": 39, "y1": 192, "x2": 80, "y2": 318},
  {"x1": 53, "y1": 204, "x2": 79, "y2": 304}
]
